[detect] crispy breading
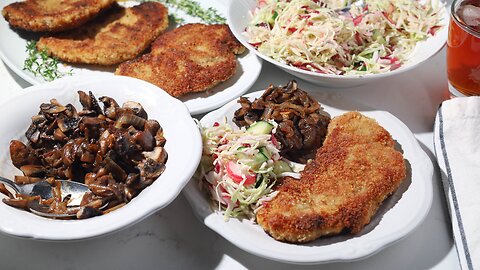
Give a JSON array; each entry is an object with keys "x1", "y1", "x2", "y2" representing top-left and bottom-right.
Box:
[
  {"x1": 2, "y1": 0, "x2": 114, "y2": 32},
  {"x1": 36, "y1": 2, "x2": 169, "y2": 65},
  {"x1": 150, "y1": 23, "x2": 246, "y2": 55},
  {"x1": 256, "y1": 112, "x2": 406, "y2": 243},
  {"x1": 115, "y1": 48, "x2": 238, "y2": 97},
  {"x1": 115, "y1": 23, "x2": 245, "y2": 97}
]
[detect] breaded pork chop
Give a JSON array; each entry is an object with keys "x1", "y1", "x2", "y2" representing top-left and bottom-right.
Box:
[
  {"x1": 2, "y1": 0, "x2": 114, "y2": 32},
  {"x1": 150, "y1": 23, "x2": 245, "y2": 55},
  {"x1": 36, "y1": 2, "x2": 168, "y2": 65},
  {"x1": 115, "y1": 24, "x2": 245, "y2": 97},
  {"x1": 256, "y1": 112, "x2": 406, "y2": 243}
]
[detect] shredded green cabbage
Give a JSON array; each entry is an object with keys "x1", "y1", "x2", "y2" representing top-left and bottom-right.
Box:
[
  {"x1": 197, "y1": 120, "x2": 303, "y2": 220},
  {"x1": 246, "y1": 0, "x2": 444, "y2": 75}
]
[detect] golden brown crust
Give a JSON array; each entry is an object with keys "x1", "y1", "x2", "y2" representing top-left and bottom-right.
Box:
[
  {"x1": 322, "y1": 111, "x2": 395, "y2": 148},
  {"x1": 151, "y1": 23, "x2": 246, "y2": 55},
  {"x1": 115, "y1": 23, "x2": 245, "y2": 97},
  {"x1": 256, "y1": 112, "x2": 406, "y2": 243},
  {"x1": 116, "y1": 48, "x2": 237, "y2": 97},
  {"x1": 2, "y1": 0, "x2": 115, "y2": 32},
  {"x1": 36, "y1": 2, "x2": 169, "y2": 65}
]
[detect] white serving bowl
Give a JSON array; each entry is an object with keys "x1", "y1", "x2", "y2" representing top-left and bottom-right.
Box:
[
  {"x1": 228, "y1": 0, "x2": 448, "y2": 88},
  {"x1": 0, "y1": 74, "x2": 202, "y2": 241}
]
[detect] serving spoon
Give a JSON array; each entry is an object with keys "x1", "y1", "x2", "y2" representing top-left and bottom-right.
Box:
[{"x1": 0, "y1": 176, "x2": 92, "y2": 218}]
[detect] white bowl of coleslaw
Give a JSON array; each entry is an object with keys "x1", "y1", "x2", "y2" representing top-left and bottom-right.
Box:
[{"x1": 228, "y1": 0, "x2": 448, "y2": 88}]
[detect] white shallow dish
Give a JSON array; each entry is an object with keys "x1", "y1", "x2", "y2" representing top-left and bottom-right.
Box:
[
  {"x1": 0, "y1": 74, "x2": 202, "y2": 241},
  {"x1": 0, "y1": 0, "x2": 262, "y2": 115},
  {"x1": 183, "y1": 91, "x2": 434, "y2": 264},
  {"x1": 227, "y1": 0, "x2": 448, "y2": 88}
]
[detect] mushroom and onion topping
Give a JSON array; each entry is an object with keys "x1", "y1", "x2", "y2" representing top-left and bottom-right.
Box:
[
  {"x1": 4, "y1": 91, "x2": 167, "y2": 219},
  {"x1": 233, "y1": 80, "x2": 330, "y2": 162}
]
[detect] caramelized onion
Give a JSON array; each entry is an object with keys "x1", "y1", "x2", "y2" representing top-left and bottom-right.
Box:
[{"x1": 233, "y1": 80, "x2": 330, "y2": 162}]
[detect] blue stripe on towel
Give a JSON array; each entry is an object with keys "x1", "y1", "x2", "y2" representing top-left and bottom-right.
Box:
[{"x1": 439, "y1": 107, "x2": 473, "y2": 270}]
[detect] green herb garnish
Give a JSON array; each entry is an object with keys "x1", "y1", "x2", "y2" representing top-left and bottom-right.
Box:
[
  {"x1": 272, "y1": 11, "x2": 278, "y2": 21},
  {"x1": 169, "y1": 13, "x2": 186, "y2": 24},
  {"x1": 23, "y1": 40, "x2": 72, "y2": 81},
  {"x1": 151, "y1": 0, "x2": 226, "y2": 24}
]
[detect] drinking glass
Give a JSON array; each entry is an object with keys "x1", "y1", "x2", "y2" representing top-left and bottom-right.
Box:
[{"x1": 447, "y1": 0, "x2": 480, "y2": 97}]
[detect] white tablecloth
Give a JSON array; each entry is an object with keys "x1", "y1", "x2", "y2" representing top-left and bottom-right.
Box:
[{"x1": 0, "y1": 47, "x2": 461, "y2": 269}]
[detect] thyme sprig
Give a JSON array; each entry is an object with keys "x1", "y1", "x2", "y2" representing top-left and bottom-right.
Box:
[
  {"x1": 154, "y1": 0, "x2": 226, "y2": 24},
  {"x1": 168, "y1": 13, "x2": 186, "y2": 24},
  {"x1": 23, "y1": 40, "x2": 72, "y2": 81}
]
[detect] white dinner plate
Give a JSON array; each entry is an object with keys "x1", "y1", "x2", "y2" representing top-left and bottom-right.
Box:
[
  {"x1": 183, "y1": 90, "x2": 434, "y2": 264},
  {"x1": 0, "y1": 0, "x2": 262, "y2": 115},
  {"x1": 0, "y1": 74, "x2": 202, "y2": 241}
]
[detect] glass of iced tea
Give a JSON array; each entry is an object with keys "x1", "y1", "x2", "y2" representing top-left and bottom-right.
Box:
[{"x1": 447, "y1": 0, "x2": 480, "y2": 97}]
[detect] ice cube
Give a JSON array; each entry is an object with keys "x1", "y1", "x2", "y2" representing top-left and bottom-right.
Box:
[{"x1": 458, "y1": 4, "x2": 480, "y2": 28}]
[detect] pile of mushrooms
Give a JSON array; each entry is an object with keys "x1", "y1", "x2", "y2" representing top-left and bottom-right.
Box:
[
  {"x1": 233, "y1": 80, "x2": 330, "y2": 162},
  {"x1": 5, "y1": 91, "x2": 167, "y2": 219}
]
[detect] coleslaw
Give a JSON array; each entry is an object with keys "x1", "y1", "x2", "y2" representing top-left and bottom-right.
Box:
[
  {"x1": 245, "y1": 0, "x2": 444, "y2": 75},
  {"x1": 197, "y1": 120, "x2": 304, "y2": 220}
]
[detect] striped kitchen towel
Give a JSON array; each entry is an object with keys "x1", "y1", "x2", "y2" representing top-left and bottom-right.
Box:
[{"x1": 434, "y1": 97, "x2": 480, "y2": 270}]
